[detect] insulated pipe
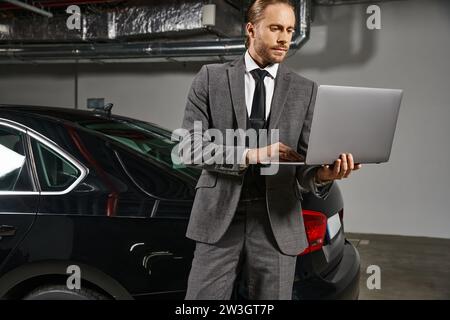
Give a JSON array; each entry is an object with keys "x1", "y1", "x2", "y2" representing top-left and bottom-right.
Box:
[
  {"x1": 1, "y1": 0, "x2": 53, "y2": 17},
  {"x1": 0, "y1": 0, "x2": 311, "y2": 63}
]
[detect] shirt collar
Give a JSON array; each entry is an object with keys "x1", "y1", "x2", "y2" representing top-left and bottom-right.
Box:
[{"x1": 244, "y1": 50, "x2": 279, "y2": 79}]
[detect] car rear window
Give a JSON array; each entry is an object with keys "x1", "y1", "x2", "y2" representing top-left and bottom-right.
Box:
[{"x1": 78, "y1": 119, "x2": 199, "y2": 180}]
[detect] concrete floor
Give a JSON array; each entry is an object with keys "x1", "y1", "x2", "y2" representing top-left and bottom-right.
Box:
[{"x1": 346, "y1": 233, "x2": 450, "y2": 300}]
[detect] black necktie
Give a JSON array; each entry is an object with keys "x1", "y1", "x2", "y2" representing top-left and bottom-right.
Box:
[
  {"x1": 247, "y1": 69, "x2": 269, "y2": 190},
  {"x1": 249, "y1": 69, "x2": 269, "y2": 134}
]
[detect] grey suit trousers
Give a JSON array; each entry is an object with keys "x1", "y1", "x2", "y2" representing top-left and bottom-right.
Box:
[{"x1": 185, "y1": 199, "x2": 297, "y2": 300}]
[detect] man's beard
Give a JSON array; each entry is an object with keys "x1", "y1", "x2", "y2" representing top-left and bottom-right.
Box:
[{"x1": 255, "y1": 41, "x2": 287, "y2": 65}]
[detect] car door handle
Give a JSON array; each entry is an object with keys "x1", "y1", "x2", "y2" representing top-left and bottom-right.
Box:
[{"x1": 0, "y1": 225, "x2": 16, "y2": 237}]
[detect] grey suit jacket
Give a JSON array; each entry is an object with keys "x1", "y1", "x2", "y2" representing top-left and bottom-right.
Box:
[{"x1": 178, "y1": 55, "x2": 333, "y2": 255}]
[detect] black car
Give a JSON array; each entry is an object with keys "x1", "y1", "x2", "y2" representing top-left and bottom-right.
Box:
[{"x1": 0, "y1": 105, "x2": 360, "y2": 300}]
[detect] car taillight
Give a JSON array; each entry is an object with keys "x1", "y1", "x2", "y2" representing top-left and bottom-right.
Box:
[{"x1": 299, "y1": 210, "x2": 327, "y2": 256}]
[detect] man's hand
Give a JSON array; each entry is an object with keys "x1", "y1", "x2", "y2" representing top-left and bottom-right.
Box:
[
  {"x1": 245, "y1": 142, "x2": 303, "y2": 164},
  {"x1": 316, "y1": 153, "x2": 362, "y2": 183}
]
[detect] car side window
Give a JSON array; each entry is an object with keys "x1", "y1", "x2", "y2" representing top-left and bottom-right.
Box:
[
  {"x1": 31, "y1": 139, "x2": 80, "y2": 192},
  {"x1": 0, "y1": 126, "x2": 33, "y2": 192}
]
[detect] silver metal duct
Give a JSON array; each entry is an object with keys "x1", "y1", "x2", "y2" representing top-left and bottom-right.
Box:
[
  {"x1": 1, "y1": 0, "x2": 53, "y2": 18},
  {"x1": 0, "y1": 0, "x2": 242, "y2": 41},
  {"x1": 0, "y1": 0, "x2": 311, "y2": 64}
]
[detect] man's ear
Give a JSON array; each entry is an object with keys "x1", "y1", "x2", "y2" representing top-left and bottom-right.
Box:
[{"x1": 246, "y1": 22, "x2": 255, "y2": 39}]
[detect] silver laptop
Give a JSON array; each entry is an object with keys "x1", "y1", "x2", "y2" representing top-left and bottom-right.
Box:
[{"x1": 264, "y1": 85, "x2": 403, "y2": 165}]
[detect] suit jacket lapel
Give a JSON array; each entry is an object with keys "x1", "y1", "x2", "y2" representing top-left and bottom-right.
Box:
[
  {"x1": 227, "y1": 55, "x2": 292, "y2": 132},
  {"x1": 268, "y1": 64, "x2": 291, "y2": 131},
  {"x1": 227, "y1": 56, "x2": 247, "y2": 130}
]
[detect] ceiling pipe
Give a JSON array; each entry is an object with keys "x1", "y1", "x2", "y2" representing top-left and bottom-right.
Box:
[
  {"x1": 0, "y1": 0, "x2": 311, "y2": 63},
  {"x1": 1, "y1": 0, "x2": 54, "y2": 17},
  {"x1": 0, "y1": 0, "x2": 120, "y2": 11}
]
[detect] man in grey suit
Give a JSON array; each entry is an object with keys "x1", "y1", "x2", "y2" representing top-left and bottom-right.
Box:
[{"x1": 177, "y1": 0, "x2": 362, "y2": 300}]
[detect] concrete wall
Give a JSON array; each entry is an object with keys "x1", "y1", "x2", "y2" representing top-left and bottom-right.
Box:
[
  {"x1": 1, "y1": 0, "x2": 449, "y2": 238},
  {"x1": 0, "y1": 64, "x2": 75, "y2": 108}
]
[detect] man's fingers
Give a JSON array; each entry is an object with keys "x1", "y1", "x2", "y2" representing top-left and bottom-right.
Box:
[
  {"x1": 333, "y1": 159, "x2": 341, "y2": 177},
  {"x1": 348, "y1": 153, "x2": 355, "y2": 170},
  {"x1": 279, "y1": 152, "x2": 289, "y2": 160},
  {"x1": 342, "y1": 153, "x2": 354, "y2": 178},
  {"x1": 278, "y1": 143, "x2": 288, "y2": 152},
  {"x1": 278, "y1": 150, "x2": 290, "y2": 160},
  {"x1": 289, "y1": 150, "x2": 303, "y2": 161},
  {"x1": 279, "y1": 151, "x2": 295, "y2": 161},
  {"x1": 277, "y1": 143, "x2": 303, "y2": 161},
  {"x1": 344, "y1": 166, "x2": 352, "y2": 178},
  {"x1": 277, "y1": 143, "x2": 290, "y2": 158},
  {"x1": 286, "y1": 153, "x2": 297, "y2": 161},
  {"x1": 322, "y1": 154, "x2": 362, "y2": 181},
  {"x1": 339, "y1": 154, "x2": 347, "y2": 178}
]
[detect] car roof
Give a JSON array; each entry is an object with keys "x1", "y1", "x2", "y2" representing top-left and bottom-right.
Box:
[
  {"x1": 0, "y1": 104, "x2": 157, "y2": 126},
  {"x1": 0, "y1": 104, "x2": 177, "y2": 142}
]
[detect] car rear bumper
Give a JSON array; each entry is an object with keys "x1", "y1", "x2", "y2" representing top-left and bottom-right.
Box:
[{"x1": 293, "y1": 239, "x2": 361, "y2": 300}]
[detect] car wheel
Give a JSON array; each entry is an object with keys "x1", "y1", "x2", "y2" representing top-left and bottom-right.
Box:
[{"x1": 23, "y1": 284, "x2": 109, "y2": 300}]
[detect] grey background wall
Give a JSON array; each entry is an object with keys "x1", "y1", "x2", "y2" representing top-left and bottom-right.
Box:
[{"x1": 1, "y1": 0, "x2": 449, "y2": 238}]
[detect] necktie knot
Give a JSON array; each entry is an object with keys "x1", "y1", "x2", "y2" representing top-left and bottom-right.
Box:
[{"x1": 250, "y1": 69, "x2": 269, "y2": 82}]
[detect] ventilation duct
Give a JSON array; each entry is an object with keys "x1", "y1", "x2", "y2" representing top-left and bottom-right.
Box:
[
  {"x1": 0, "y1": 0, "x2": 311, "y2": 63},
  {"x1": 0, "y1": 0, "x2": 243, "y2": 41}
]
